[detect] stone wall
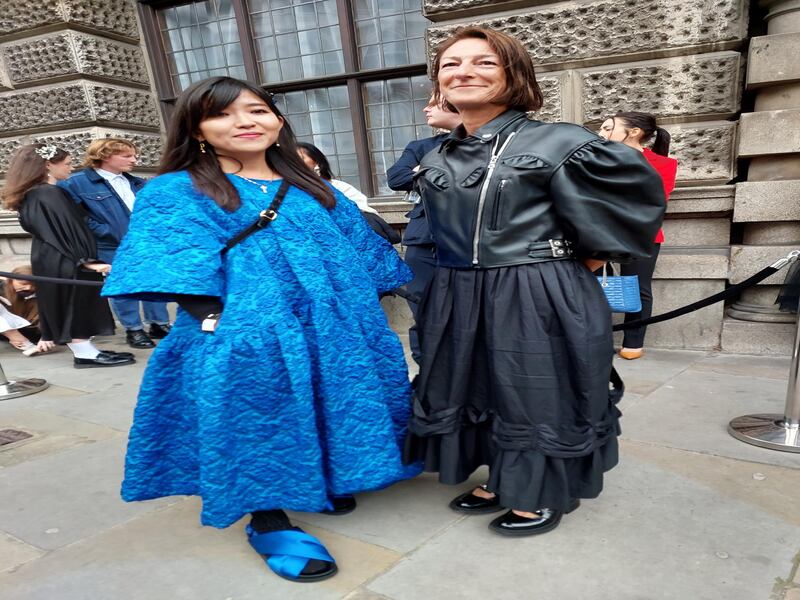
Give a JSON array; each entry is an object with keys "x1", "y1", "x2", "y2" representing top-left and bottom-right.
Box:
[
  {"x1": 421, "y1": 0, "x2": 791, "y2": 353},
  {"x1": 0, "y1": 0, "x2": 161, "y2": 268}
]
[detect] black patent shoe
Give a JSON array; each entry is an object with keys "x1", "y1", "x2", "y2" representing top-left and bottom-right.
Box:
[
  {"x1": 74, "y1": 352, "x2": 136, "y2": 369},
  {"x1": 148, "y1": 323, "x2": 172, "y2": 339},
  {"x1": 100, "y1": 349, "x2": 135, "y2": 358},
  {"x1": 449, "y1": 485, "x2": 503, "y2": 514},
  {"x1": 489, "y1": 498, "x2": 580, "y2": 537},
  {"x1": 126, "y1": 329, "x2": 155, "y2": 348},
  {"x1": 321, "y1": 495, "x2": 357, "y2": 516}
]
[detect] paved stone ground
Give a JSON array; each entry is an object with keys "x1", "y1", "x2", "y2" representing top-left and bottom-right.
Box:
[{"x1": 0, "y1": 330, "x2": 798, "y2": 600}]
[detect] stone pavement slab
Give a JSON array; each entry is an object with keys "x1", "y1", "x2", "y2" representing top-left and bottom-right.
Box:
[
  {"x1": 366, "y1": 452, "x2": 800, "y2": 600},
  {"x1": 612, "y1": 349, "x2": 707, "y2": 396},
  {"x1": 621, "y1": 368, "x2": 796, "y2": 468},
  {"x1": 0, "y1": 532, "x2": 44, "y2": 574},
  {"x1": 0, "y1": 498, "x2": 401, "y2": 600},
  {"x1": 0, "y1": 438, "x2": 176, "y2": 550}
]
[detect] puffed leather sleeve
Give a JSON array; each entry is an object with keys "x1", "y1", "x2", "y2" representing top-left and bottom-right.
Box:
[{"x1": 550, "y1": 139, "x2": 666, "y2": 261}]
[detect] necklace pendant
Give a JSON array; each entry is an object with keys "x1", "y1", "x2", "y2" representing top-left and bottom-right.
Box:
[{"x1": 260, "y1": 184, "x2": 268, "y2": 193}]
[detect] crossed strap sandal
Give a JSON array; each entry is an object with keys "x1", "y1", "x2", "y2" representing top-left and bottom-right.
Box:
[{"x1": 245, "y1": 525, "x2": 337, "y2": 582}]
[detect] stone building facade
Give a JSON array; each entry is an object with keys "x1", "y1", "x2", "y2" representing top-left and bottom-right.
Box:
[{"x1": 0, "y1": 0, "x2": 797, "y2": 354}]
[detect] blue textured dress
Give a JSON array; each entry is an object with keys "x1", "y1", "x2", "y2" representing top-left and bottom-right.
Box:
[{"x1": 103, "y1": 171, "x2": 420, "y2": 528}]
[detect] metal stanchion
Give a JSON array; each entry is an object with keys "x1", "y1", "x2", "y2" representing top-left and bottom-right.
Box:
[
  {"x1": 0, "y1": 360, "x2": 48, "y2": 401},
  {"x1": 729, "y1": 252, "x2": 800, "y2": 452}
]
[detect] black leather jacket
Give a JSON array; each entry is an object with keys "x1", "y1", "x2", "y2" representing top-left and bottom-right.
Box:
[{"x1": 415, "y1": 110, "x2": 666, "y2": 269}]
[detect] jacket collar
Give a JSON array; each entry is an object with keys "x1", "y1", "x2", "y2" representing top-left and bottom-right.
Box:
[
  {"x1": 85, "y1": 167, "x2": 142, "y2": 187},
  {"x1": 441, "y1": 110, "x2": 528, "y2": 150}
]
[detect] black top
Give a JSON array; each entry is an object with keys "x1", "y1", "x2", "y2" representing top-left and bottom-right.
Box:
[
  {"x1": 416, "y1": 110, "x2": 666, "y2": 268},
  {"x1": 17, "y1": 184, "x2": 114, "y2": 343}
]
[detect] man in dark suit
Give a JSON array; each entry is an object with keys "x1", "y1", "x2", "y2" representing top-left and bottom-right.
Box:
[{"x1": 387, "y1": 99, "x2": 461, "y2": 363}]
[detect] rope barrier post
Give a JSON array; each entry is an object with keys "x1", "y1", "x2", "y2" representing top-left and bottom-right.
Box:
[
  {"x1": 0, "y1": 358, "x2": 49, "y2": 401},
  {"x1": 729, "y1": 251, "x2": 800, "y2": 452}
]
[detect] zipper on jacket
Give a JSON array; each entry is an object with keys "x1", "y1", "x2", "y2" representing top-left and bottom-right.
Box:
[
  {"x1": 489, "y1": 179, "x2": 508, "y2": 230},
  {"x1": 472, "y1": 132, "x2": 516, "y2": 265}
]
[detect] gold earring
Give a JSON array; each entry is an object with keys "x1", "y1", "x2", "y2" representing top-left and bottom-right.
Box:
[{"x1": 200, "y1": 141, "x2": 206, "y2": 154}]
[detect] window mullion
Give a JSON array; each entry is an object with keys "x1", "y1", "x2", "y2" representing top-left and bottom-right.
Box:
[{"x1": 231, "y1": 0, "x2": 260, "y2": 83}]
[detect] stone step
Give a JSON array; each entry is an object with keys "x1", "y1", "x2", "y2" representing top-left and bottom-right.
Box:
[{"x1": 721, "y1": 317, "x2": 796, "y2": 355}]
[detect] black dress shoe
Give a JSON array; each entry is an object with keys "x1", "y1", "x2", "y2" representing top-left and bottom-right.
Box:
[
  {"x1": 489, "y1": 498, "x2": 580, "y2": 537},
  {"x1": 148, "y1": 323, "x2": 172, "y2": 339},
  {"x1": 100, "y1": 350, "x2": 135, "y2": 358},
  {"x1": 74, "y1": 352, "x2": 136, "y2": 369},
  {"x1": 449, "y1": 485, "x2": 503, "y2": 514},
  {"x1": 126, "y1": 329, "x2": 155, "y2": 348},
  {"x1": 321, "y1": 495, "x2": 357, "y2": 516}
]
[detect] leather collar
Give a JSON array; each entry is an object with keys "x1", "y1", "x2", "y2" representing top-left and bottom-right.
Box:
[{"x1": 442, "y1": 110, "x2": 529, "y2": 151}]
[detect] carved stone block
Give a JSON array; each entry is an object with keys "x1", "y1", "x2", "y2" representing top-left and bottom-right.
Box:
[
  {"x1": 653, "y1": 249, "x2": 730, "y2": 279},
  {"x1": 74, "y1": 34, "x2": 149, "y2": 85},
  {"x1": 668, "y1": 121, "x2": 738, "y2": 184},
  {"x1": 0, "y1": 84, "x2": 92, "y2": 134},
  {"x1": 1, "y1": 32, "x2": 149, "y2": 87},
  {"x1": 729, "y1": 245, "x2": 797, "y2": 285},
  {"x1": 1, "y1": 33, "x2": 78, "y2": 84},
  {"x1": 661, "y1": 217, "x2": 731, "y2": 246},
  {"x1": 721, "y1": 319, "x2": 794, "y2": 355},
  {"x1": 426, "y1": 0, "x2": 748, "y2": 67},
  {"x1": 734, "y1": 180, "x2": 800, "y2": 222},
  {"x1": 0, "y1": 1, "x2": 64, "y2": 36},
  {"x1": 666, "y1": 185, "x2": 735, "y2": 215},
  {"x1": 580, "y1": 53, "x2": 742, "y2": 122},
  {"x1": 646, "y1": 279, "x2": 725, "y2": 349},
  {"x1": 738, "y1": 108, "x2": 800, "y2": 157},
  {"x1": 0, "y1": 82, "x2": 159, "y2": 134},
  {"x1": 0, "y1": 138, "x2": 23, "y2": 175},
  {"x1": 30, "y1": 128, "x2": 163, "y2": 170},
  {"x1": 747, "y1": 32, "x2": 800, "y2": 88},
  {"x1": 88, "y1": 84, "x2": 159, "y2": 129},
  {"x1": 61, "y1": 0, "x2": 140, "y2": 40},
  {"x1": 536, "y1": 73, "x2": 563, "y2": 122}
]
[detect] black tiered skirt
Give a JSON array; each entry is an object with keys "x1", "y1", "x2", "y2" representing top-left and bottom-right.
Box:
[{"x1": 404, "y1": 259, "x2": 623, "y2": 512}]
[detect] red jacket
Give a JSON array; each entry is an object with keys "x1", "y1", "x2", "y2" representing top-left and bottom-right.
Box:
[{"x1": 643, "y1": 148, "x2": 678, "y2": 244}]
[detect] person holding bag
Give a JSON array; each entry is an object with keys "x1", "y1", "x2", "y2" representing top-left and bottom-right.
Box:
[
  {"x1": 404, "y1": 27, "x2": 665, "y2": 537},
  {"x1": 102, "y1": 76, "x2": 420, "y2": 583},
  {"x1": 599, "y1": 111, "x2": 678, "y2": 359}
]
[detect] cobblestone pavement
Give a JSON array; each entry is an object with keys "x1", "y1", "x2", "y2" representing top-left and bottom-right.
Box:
[{"x1": 0, "y1": 331, "x2": 797, "y2": 600}]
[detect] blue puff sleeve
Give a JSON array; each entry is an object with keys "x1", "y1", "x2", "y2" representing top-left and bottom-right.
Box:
[
  {"x1": 102, "y1": 172, "x2": 227, "y2": 301},
  {"x1": 327, "y1": 188, "x2": 413, "y2": 293}
]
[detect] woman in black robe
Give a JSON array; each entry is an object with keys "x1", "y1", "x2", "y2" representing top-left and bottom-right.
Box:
[
  {"x1": 1, "y1": 144, "x2": 134, "y2": 368},
  {"x1": 404, "y1": 28, "x2": 665, "y2": 536}
]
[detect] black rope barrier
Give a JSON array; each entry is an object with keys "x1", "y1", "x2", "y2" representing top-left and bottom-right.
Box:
[{"x1": 3, "y1": 250, "x2": 798, "y2": 331}]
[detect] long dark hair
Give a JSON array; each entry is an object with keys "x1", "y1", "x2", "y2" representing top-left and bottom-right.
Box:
[
  {"x1": 159, "y1": 76, "x2": 334, "y2": 211},
  {"x1": 1, "y1": 144, "x2": 70, "y2": 211},
  {"x1": 611, "y1": 111, "x2": 671, "y2": 156},
  {"x1": 297, "y1": 142, "x2": 334, "y2": 180}
]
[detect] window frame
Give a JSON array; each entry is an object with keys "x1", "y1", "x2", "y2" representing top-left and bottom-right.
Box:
[{"x1": 138, "y1": 0, "x2": 429, "y2": 197}]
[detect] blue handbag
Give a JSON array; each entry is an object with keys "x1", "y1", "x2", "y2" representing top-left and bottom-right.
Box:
[{"x1": 597, "y1": 263, "x2": 642, "y2": 313}]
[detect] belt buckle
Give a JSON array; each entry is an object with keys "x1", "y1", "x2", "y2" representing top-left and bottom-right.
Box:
[{"x1": 548, "y1": 239, "x2": 567, "y2": 257}]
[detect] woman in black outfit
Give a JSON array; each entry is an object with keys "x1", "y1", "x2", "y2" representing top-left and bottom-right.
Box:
[
  {"x1": 404, "y1": 28, "x2": 665, "y2": 536},
  {"x1": 1, "y1": 144, "x2": 133, "y2": 368}
]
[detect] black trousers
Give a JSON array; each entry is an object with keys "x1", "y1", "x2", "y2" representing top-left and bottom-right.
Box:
[
  {"x1": 403, "y1": 244, "x2": 436, "y2": 363},
  {"x1": 620, "y1": 243, "x2": 661, "y2": 348}
]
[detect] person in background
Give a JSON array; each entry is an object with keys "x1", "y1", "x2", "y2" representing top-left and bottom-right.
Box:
[
  {"x1": 0, "y1": 144, "x2": 134, "y2": 368},
  {"x1": 60, "y1": 138, "x2": 171, "y2": 349},
  {"x1": 387, "y1": 97, "x2": 461, "y2": 363},
  {"x1": 599, "y1": 111, "x2": 678, "y2": 360},
  {"x1": 0, "y1": 265, "x2": 43, "y2": 355},
  {"x1": 297, "y1": 142, "x2": 400, "y2": 244}
]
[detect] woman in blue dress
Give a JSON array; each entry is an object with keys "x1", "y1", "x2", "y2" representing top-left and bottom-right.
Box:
[{"x1": 103, "y1": 77, "x2": 419, "y2": 582}]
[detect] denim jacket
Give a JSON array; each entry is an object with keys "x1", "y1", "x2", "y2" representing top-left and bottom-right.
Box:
[{"x1": 59, "y1": 168, "x2": 146, "y2": 262}]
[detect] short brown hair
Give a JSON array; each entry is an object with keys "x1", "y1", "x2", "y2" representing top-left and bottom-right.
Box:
[
  {"x1": 82, "y1": 138, "x2": 138, "y2": 168},
  {"x1": 432, "y1": 27, "x2": 543, "y2": 114}
]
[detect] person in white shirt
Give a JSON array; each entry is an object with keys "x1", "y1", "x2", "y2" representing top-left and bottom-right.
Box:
[
  {"x1": 297, "y1": 142, "x2": 399, "y2": 244},
  {"x1": 60, "y1": 138, "x2": 172, "y2": 349}
]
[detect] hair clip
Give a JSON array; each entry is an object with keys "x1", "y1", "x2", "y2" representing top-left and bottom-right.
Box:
[{"x1": 34, "y1": 145, "x2": 58, "y2": 161}]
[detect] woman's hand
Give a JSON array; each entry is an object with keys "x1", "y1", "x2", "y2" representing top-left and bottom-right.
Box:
[
  {"x1": 583, "y1": 258, "x2": 606, "y2": 273},
  {"x1": 83, "y1": 263, "x2": 112, "y2": 274},
  {"x1": 37, "y1": 339, "x2": 55, "y2": 352}
]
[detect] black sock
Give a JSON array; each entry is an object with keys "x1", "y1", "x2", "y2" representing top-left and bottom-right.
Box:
[{"x1": 250, "y1": 509, "x2": 291, "y2": 533}]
